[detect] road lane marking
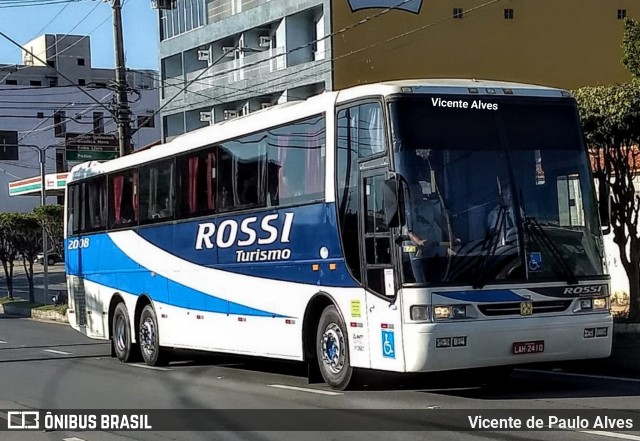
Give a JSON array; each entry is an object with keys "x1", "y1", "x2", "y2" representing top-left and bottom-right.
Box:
[
  {"x1": 63, "y1": 438, "x2": 88, "y2": 441},
  {"x1": 268, "y1": 384, "x2": 342, "y2": 396},
  {"x1": 520, "y1": 369, "x2": 640, "y2": 384},
  {"x1": 43, "y1": 349, "x2": 72, "y2": 355},
  {"x1": 0, "y1": 340, "x2": 6, "y2": 344},
  {"x1": 130, "y1": 363, "x2": 172, "y2": 371},
  {"x1": 580, "y1": 430, "x2": 640, "y2": 440}
]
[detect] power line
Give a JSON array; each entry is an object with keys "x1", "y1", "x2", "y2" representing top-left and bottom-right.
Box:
[{"x1": 178, "y1": 0, "x2": 502, "y2": 111}]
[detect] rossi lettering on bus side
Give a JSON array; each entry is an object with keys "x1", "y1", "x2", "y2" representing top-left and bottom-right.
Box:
[{"x1": 195, "y1": 213, "x2": 294, "y2": 263}]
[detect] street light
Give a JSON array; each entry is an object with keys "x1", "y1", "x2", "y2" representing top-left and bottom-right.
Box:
[{"x1": 17, "y1": 143, "x2": 61, "y2": 304}]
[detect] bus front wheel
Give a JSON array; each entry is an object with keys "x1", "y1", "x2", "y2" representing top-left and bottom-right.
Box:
[
  {"x1": 316, "y1": 305, "x2": 353, "y2": 390},
  {"x1": 139, "y1": 305, "x2": 169, "y2": 366},
  {"x1": 112, "y1": 303, "x2": 139, "y2": 362}
]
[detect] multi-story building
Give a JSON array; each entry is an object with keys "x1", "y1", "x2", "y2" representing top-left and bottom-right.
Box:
[
  {"x1": 157, "y1": 0, "x2": 638, "y2": 140},
  {"x1": 157, "y1": 0, "x2": 331, "y2": 141},
  {"x1": 0, "y1": 34, "x2": 161, "y2": 213}
]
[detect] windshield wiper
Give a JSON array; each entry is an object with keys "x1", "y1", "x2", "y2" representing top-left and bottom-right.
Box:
[{"x1": 523, "y1": 216, "x2": 578, "y2": 285}]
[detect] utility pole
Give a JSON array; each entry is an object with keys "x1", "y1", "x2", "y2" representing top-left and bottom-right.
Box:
[{"x1": 111, "y1": 0, "x2": 132, "y2": 157}]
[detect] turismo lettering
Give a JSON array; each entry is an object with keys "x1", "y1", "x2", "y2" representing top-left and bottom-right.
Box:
[
  {"x1": 195, "y1": 213, "x2": 294, "y2": 262},
  {"x1": 431, "y1": 97, "x2": 498, "y2": 110}
]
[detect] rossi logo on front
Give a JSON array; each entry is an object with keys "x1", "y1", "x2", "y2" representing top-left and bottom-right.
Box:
[{"x1": 195, "y1": 213, "x2": 294, "y2": 263}]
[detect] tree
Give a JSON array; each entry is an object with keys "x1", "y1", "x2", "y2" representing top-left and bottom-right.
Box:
[
  {"x1": 0, "y1": 213, "x2": 21, "y2": 299},
  {"x1": 573, "y1": 18, "x2": 640, "y2": 320},
  {"x1": 623, "y1": 17, "x2": 640, "y2": 79},
  {"x1": 13, "y1": 214, "x2": 42, "y2": 303},
  {"x1": 33, "y1": 204, "x2": 64, "y2": 256}
]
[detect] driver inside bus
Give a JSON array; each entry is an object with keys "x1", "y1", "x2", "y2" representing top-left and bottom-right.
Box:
[{"x1": 403, "y1": 182, "x2": 454, "y2": 283}]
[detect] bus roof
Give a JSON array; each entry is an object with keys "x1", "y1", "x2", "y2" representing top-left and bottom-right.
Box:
[{"x1": 68, "y1": 79, "x2": 570, "y2": 182}]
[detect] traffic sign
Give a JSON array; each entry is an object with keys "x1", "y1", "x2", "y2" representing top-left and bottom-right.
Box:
[
  {"x1": 66, "y1": 150, "x2": 119, "y2": 161},
  {"x1": 65, "y1": 132, "x2": 119, "y2": 161}
]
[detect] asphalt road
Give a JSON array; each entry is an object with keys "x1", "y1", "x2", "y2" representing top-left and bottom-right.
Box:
[{"x1": 0, "y1": 318, "x2": 639, "y2": 441}]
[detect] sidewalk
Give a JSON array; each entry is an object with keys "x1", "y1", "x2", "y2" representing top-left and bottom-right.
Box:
[{"x1": 0, "y1": 263, "x2": 68, "y2": 322}]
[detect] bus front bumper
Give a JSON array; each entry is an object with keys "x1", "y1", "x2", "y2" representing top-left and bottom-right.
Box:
[{"x1": 403, "y1": 313, "x2": 612, "y2": 372}]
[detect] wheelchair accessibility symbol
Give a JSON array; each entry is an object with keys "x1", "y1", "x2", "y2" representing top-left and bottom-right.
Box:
[
  {"x1": 381, "y1": 330, "x2": 395, "y2": 359},
  {"x1": 527, "y1": 252, "x2": 542, "y2": 272}
]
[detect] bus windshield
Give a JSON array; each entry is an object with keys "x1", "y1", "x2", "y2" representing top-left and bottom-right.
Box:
[{"x1": 389, "y1": 95, "x2": 605, "y2": 287}]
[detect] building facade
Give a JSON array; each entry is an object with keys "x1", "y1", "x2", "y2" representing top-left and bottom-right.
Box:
[
  {"x1": 331, "y1": 0, "x2": 640, "y2": 90},
  {"x1": 0, "y1": 34, "x2": 161, "y2": 213},
  {"x1": 157, "y1": 0, "x2": 331, "y2": 141},
  {"x1": 157, "y1": 0, "x2": 639, "y2": 140}
]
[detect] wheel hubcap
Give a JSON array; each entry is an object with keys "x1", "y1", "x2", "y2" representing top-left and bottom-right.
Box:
[
  {"x1": 115, "y1": 316, "x2": 127, "y2": 352},
  {"x1": 321, "y1": 323, "x2": 345, "y2": 374},
  {"x1": 140, "y1": 317, "x2": 156, "y2": 357}
]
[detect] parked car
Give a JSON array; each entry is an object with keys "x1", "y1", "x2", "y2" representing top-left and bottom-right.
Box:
[{"x1": 37, "y1": 251, "x2": 63, "y2": 266}]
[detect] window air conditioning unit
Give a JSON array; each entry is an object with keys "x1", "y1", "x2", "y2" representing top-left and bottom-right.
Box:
[
  {"x1": 259, "y1": 36, "x2": 271, "y2": 48},
  {"x1": 260, "y1": 103, "x2": 272, "y2": 109},
  {"x1": 199, "y1": 111, "x2": 212, "y2": 122},
  {"x1": 197, "y1": 49, "x2": 210, "y2": 61},
  {"x1": 224, "y1": 110, "x2": 238, "y2": 120},
  {"x1": 222, "y1": 47, "x2": 236, "y2": 57},
  {"x1": 151, "y1": 0, "x2": 177, "y2": 10}
]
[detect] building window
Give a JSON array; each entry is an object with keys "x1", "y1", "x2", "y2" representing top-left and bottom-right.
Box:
[
  {"x1": 77, "y1": 58, "x2": 85, "y2": 66},
  {"x1": 93, "y1": 112, "x2": 104, "y2": 134},
  {"x1": 453, "y1": 8, "x2": 463, "y2": 19},
  {"x1": 49, "y1": 78, "x2": 58, "y2": 87},
  {"x1": 54, "y1": 111, "x2": 66, "y2": 137},
  {"x1": 504, "y1": 9, "x2": 514, "y2": 19},
  {"x1": 30, "y1": 80, "x2": 42, "y2": 86},
  {"x1": 5, "y1": 79, "x2": 17, "y2": 85},
  {"x1": 37, "y1": 112, "x2": 44, "y2": 119},
  {"x1": 137, "y1": 115, "x2": 155, "y2": 128},
  {"x1": 94, "y1": 82, "x2": 107, "y2": 88},
  {"x1": 78, "y1": 78, "x2": 86, "y2": 86},
  {"x1": 618, "y1": 9, "x2": 627, "y2": 20}
]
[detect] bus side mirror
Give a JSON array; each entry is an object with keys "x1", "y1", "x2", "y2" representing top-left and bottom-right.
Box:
[
  {"x1": 598, "y1": 177, "x2": 611, "y2": 235},
  {"x1": 383, "y1": 178, "x2": 404, "y2": 228}
]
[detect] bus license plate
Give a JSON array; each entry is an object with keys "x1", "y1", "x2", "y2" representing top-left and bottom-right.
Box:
[{"x1": 513, "y1": 340, "x2": 544, "y2": 355}]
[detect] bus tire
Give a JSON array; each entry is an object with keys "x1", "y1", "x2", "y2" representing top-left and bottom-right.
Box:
[
  {"x1": 316, "y1": 305, "x2": 353, "y2": 390},
  {"x1": 139, "y1": 305, "x2": 169, "y2": 366},
  {"x1": 112, "y1": 303, "x2": 139, "y2": 362}
]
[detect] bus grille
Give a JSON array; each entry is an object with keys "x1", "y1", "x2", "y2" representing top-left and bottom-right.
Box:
[
  {"x1": 73, "y1": 278, "x2": 87, "y2": 327},
  {"x1": 478, "y1": 300, "x2": 572, "y2": 316}
]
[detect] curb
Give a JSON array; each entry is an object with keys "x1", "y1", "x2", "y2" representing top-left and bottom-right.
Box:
[
  {"x1": 0, "y1": 302, "x2": 32, "y2": 318},
  {"x1": 0, "y1": 302, "x2": 68, "y2": 323},
  {"x1": 31, "y1": 308, "x2": 68, "y2": 323}
]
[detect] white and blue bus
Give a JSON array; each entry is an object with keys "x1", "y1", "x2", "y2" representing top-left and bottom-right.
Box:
[{"x1": 65, "y1": 80, "x2": 612, "y2": 389}]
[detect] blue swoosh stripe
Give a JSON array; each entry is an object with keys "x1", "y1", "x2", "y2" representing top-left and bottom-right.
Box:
[
  {"x1": 70, "y1": 235, "x2": 288, "y2": 318},
  {"x1": 433, "y1": 290, "x2": 524, "y2": 303}
]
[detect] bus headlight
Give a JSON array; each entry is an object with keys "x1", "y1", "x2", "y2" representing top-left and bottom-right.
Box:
[
  {"x1": 434, "y1": 306, "x2": 451, "y2": 319},
  {"x1": 593, "y1": 297, "x2": 608, "y2": 310},
  {"x1": 433, "y1": 305, "x2": 468, "y2": 320},
  {"x1": 410, "y1": 305, "x2": 430, "y2": 321},
  {"x1": 575, "y1": 297, "x2": 609, "y2": 312}
]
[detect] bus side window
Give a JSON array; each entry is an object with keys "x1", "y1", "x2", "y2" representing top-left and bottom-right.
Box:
[{"x1": 109, "y1": 170, "x2": 138, "y2": 228}]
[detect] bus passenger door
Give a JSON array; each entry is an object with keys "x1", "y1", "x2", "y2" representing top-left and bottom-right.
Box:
[{"x1": 360, "y1": 168, "x2": 404, "y2": 371}]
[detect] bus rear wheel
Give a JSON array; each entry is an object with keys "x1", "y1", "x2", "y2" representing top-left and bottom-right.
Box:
[
  {"x1": 316, "y1": 305, "x2": 353, "y2": 390},
  {"x1": 139, "y1": 305, "x2": 169, "y2": 366},
  {"x1": 112, "y1": 303, "x2": 139, "y2": 362}
]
